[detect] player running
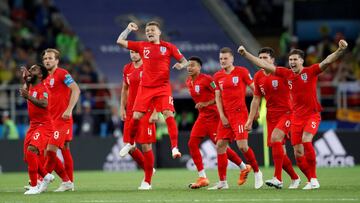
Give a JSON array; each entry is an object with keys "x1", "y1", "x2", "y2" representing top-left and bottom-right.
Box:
[
  {"x1": 41, "y1": 48, "x2": 80, "y2": 192},
  {"x1": 238, "y1": 39, "x2": 348, "y2": 189},
  {"x1": 120, "y1": 50, "x2": 157, "y2": 190},
  {"x1": 186, "y1": 56, "x2": 251, "y2": 189},
  {"x1": 243, "y1": 47, "x2": 300, "y2": 189},
  {"x1": 116, "y1": 21, "x2": 189, "y2": 159},
  {"x1": 20, "y1": 64, "x2": 55, "y2": 195},
  {"x1": 209, "y1": 47, "x2": 263, "y2": 190}
]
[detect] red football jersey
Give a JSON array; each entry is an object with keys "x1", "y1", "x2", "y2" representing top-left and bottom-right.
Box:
[
  {"x1": 27, "y1": 82, "x2": 52, "y2": 126},
  {"x1": 123, "y1": 62, "x2": 143, "y2": 116},
  {"x1": 127, "y1": 40, "x2": 184, "y2": 87},
  {"x1": 214, "y1": 66, "x2": 253, "y2": 112},
  {"x1": 186, "y1": 73, "x2": 218, "y2": 118},
  {"x1": 44, "y1": 68, "x2": 74, "y2": 123},
  {"x1": 275, "y1": 64, "x2": 323, "y2": 117},
  {"x1": 254, "y1": 69, "x2": 291, "y2": 114}
]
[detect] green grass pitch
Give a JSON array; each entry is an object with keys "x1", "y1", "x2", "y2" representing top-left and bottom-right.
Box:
[{"x1": 1, "y1": 167, "x2": 359, "y2": 203}]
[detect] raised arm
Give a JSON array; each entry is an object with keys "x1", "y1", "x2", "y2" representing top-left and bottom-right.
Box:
[
  {"x1": 215, "y1": 90, "x2": 229, "y2": 128},
  {"x1": 238, "y1": 46, "x2": 276, "y2": 73},
  {"x1": 245, "y1": 95, "x2": 261, "y2": 131},
  {"x1": 116, "y1": 22, "x2": 139, "y2": 48},
  {"x1": 19, "y1": 88, "x2": 48, "y2": 108},
  {"x1": 120, "y1": 81, "x2": 129, "y2": 121},
  {"x1": 319, "y1": 39, "x2": 348, "y2": 71}
]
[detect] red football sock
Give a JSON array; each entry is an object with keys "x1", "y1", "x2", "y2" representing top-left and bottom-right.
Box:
[
  {"x1": 129, "y1": 148, "x2": 145, "y2": 170},
  {"x1": 282, "y1": 154, "x2": 299, "y2": 180},
  {"x1": 188, "y1": 137, "x2": 204, "y2": 171},
  {"x1": 217, "y1": 153, "x2": 228, "y2": 181},
  {"x1": 54, "y1": 156, "x2": 70, "y2": 182},
  {"x1": 243, "y1": 147, "x2": 259, "y2": 172},
  {"x1": 272, "y1": 142, "x2": 284, "y2": 181},
  {"x1": 45, "y1": 150, "x2": 57, "y2": 173},
  {"x1": 296, "y1": 155, "x2": 311, "y2": 181},
  {"x1": 165, "y1": 117, "x2": 178, "y2": 148},
  {"x1": 143, "y1": 150, "x2": 154, "y2": 184},
  {"x1": 303, "y1": 142, "x2": 317, "y2": 178},
  {"x1": 26, "y1": 150, "x2": 38, "y2": 187},
  {"x1": 36, "y1": 155, "x2": 47, "y2": 178},
  {"x1": 226, "y1": 147, "x2": 242, "y2": 166},
  {"x1": 61, "y1": 148, "x2": 74, "y2": 182}
]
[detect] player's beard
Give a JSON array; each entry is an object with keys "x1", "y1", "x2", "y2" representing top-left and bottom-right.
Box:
[{"x1": 29, "y1": 75, "x2": 38, "y2": 84}]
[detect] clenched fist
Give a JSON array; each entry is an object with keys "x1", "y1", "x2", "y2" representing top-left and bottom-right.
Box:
[
  {"x1": 338, "y1": 39, "x2": 348, "y2": 50},
  {"x1": 127, "y1": 22, "x2": 138, "y2": 31},
  {"x1": 237, "y1": 46, "x2": 246, "y2": 56}
]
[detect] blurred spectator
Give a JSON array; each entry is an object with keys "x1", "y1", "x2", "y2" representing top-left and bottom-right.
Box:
[
  {"x1": 56, "y1": 26, "x2": 80, "y2": 64},
  {"x1": 305, "y1": 45, "x2": 319, "y2": 66},
  {"x1": 78, "y1": 63, "x2": 98, "y2": 84},
  {"x1": 78, "y1": 101, "x2": 95, "y2": 137},
  {"x1": 175, "y1": 111, "x2": 194, "y2": 131},
  {"x1": 107, "y1": 105, "x2": 122, "y2": 138},
  {"x1": 1, "y1": 111, "x2": 19, "y2": 140}
]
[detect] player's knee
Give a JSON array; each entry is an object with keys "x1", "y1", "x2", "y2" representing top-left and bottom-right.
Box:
[
  {"x1": 27, "y1": 145, "x2": 39, "y2": 154},
  {"x1": 141, "y1": 143, "x2": 152, "y2": 152},
  {"x1": 133, "y1": 112, "x2": 144, "y2": 120},
  {"x1": 271, "y1": 135, "x2": 282, "y2": 143},
  {"x1": 216, "y1": 141, "x2": 227, "y2": 154},
  {"x1": 293, "y1": 147, "x2": 304, "y2": 157},
  {"x1": 162, "y1": 110, "x2": 173, "y2": 119},
  {"x1": 239, "y1": 146, "x2": 249, "y2": 153},
  {"x1": 47, "y1": 144, "x2": 58, "y2": 152},
  {"x1": 64, "y1": 142, "x2": 71, "y2": 149}
]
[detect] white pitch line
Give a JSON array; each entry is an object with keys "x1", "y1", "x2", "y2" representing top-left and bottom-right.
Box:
[{"x1": 80, "y1": 198, "x2": 359, "y2": 203}]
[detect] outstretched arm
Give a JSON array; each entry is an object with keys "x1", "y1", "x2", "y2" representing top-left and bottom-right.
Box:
[
  {"x1": 116, "y1": 22, "x2": 138, "y2": 48},
  {"x1": 172, "y1": 57, "x2": 189, "y2": 70},
  {"x1": 238, "y1": 46, "x2": 276, "y2": 73},
  {"x1": 319, "y1": 39, "x2": 348, "y2": 71}
]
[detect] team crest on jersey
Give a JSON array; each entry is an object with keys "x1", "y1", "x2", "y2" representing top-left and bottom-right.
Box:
[
  {"x1": 194, "y1": 85, "x2": 200, "y2": 94},
  {"x1": 272, "y1": 80, "x2": 278, "y2": 88},
  {"x1": 32, "y1": 91, "x2": 37, "y2": 98},
  {"x1": 160, "y1": 46, "x2": 167, "y2": 55},
  {"x1": 301, "y1": 73, "x2": 308, "y2": 81},
  {"x1": 49, "y1": 78, "x2": 55, "y2": 88},
  {"x1": 232, "y1": 76, "x2": 239, "y2": 86}
]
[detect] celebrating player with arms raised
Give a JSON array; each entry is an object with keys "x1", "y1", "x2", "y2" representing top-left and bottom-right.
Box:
[
  {"x1": 239, "y1": 39, "x2": 348, "y2": 189},
  {"x1": 117, "y1": 21, "x2": 189, "y2": 159}
]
